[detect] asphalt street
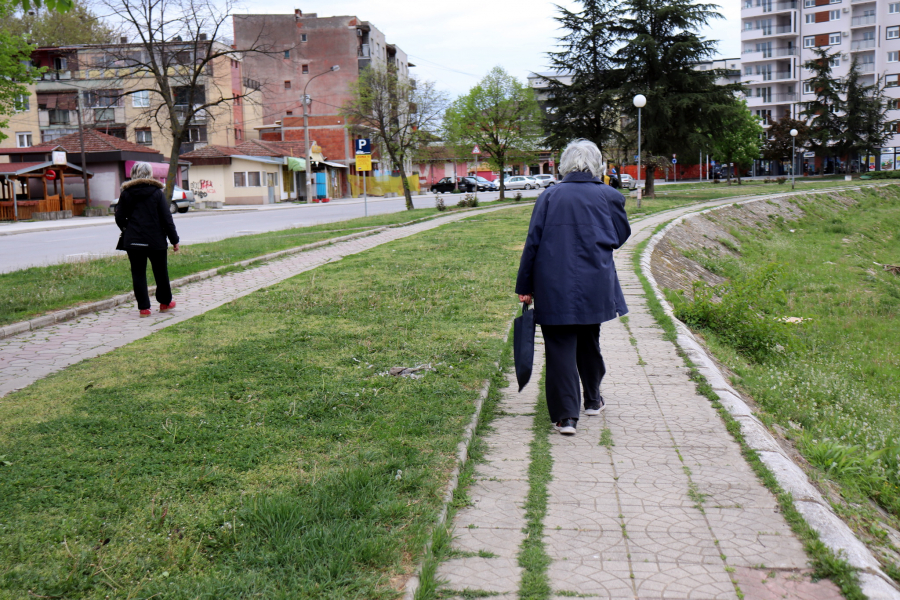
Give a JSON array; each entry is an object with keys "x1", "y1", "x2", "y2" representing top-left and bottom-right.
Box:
[{"x1": 0, "y1": 190, "x2": 538, "y2": 273}]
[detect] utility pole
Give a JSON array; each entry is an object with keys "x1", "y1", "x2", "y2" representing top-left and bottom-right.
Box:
[
  {"x1": 302, "y1": 65, "x2": 340, "y2": 203},
  {"x1": 75, "y1": 93, "x2": 91, "y2": 208}
]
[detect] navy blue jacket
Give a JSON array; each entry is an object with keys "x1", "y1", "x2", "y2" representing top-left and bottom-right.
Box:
[{"x1": 515, "y1": 171, "x2": 631, "y2": 325}]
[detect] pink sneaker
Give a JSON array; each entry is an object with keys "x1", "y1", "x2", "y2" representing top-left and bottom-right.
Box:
[
  {"x1": 159, "y1": 301, "x2": 176, "y2": 312},
  {"x1": 139, "y1": 309, "x2": 151, "y2": 317}
]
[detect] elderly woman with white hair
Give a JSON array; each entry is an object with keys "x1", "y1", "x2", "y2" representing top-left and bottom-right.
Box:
[
  {"x1": 515, "y1": 139, "x2": 630, "y2": 435},
  {"x1": 115, "y1": 161, "x2": 180, "y2": 317}
]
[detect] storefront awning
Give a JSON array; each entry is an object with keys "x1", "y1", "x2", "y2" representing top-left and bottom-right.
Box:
[
  {"x1": 287, "y1": 157, "x2": 306, "y2": 171},
  {"x1": 321, "y1": 160, "x2": 349, "y2": 169}
]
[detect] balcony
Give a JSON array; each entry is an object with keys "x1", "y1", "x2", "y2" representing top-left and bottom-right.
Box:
[
  {"x1": 774, "y1": 70, "x2": 794, "y2": 80},
  {"x1": 860, "y1": 62, "x2": 875, "y2": 72},
  {"x1": 358, "y1": 44, "x2": 370, "y2": 58},
  {"x1": 851, "y1": 0, "x2": 875, "y2": 3},
  {"x1": 173, "y1": 105, "x2": 207, "y2": 124},
  {"x1": 776, "y1": 46, "x2": 797, "y2": 56},
  {"x1": 765, "y1": 93, "x2": 798, "y2": 103},
  {"x1": 774, "y1": 0, "x2": 797, "y2": 9},
  {"x1": 851, "y1": 14, "x2": 877, "y2": 26},
  {"x1": 850, "y1": 39, "x2": 876, "y2": 50}
]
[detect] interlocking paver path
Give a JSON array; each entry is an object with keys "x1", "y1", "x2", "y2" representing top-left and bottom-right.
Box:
[
  {"x1": 0, "y1": 206, "x2": 512, "y2": 398},
  {"x1": 437, "y1": 200, "x2": 846, "y2": 600}
]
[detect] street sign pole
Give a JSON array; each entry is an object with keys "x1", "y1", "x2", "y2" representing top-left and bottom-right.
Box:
[
  {"x1": 363, "y1": 169, "x2": 367, "y2": 216},
  {"x1": 355, "y1": 138, "x2": 372, "y2": 216},
  {"x1": 471, "y1": 144, "x2": 481, "y2": 202}
]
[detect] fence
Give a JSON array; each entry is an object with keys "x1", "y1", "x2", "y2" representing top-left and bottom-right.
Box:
[{"x1": 348, "y1": 175, "x2": 420, "y2": 197}]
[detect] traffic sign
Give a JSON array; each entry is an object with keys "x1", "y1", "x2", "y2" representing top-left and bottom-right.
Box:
[
  {"x1": 471, "y1": 145, "x2": 480, "y2": 154},
  {"x1": 45, "y1": 169, "x2": 57, "y2": 181},
  {"x1": 355, "y1": 138, "x2": 371, "y2": 154},
  {"x1": 671, "y1": 159, "x2": 677, "y2": 164},
  {"x1": 356, "y1": 154, "x2": 372, "y2": 171}
]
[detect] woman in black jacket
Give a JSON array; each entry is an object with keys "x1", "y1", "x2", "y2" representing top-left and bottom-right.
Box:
[
  {"x1": 115, "y1": 162, "x2": 180, "y2": 317},
  {"x1": 515, "y1": 139, "x2": 631, "y2": 436}
]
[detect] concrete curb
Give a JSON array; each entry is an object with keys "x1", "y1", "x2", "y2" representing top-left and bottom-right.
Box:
[{"x1": 640, "y1": 185, "x2": 900, "y2": 599}]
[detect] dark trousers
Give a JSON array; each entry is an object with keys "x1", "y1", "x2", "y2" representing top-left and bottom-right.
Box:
[
  {"x1": 541, "y1": 324, "x2": 606, "y2": 423},
  {"x1": 127, "y1": 248, "x2": 172, "y2": 310}
]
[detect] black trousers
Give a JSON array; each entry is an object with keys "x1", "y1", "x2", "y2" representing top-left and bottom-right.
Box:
[
  {"x1": 127, "y1": 248, "x2": 172, "y2": 310},
  {"x1": 541, "y1": 324, "x2": 606, "y2": 423}
]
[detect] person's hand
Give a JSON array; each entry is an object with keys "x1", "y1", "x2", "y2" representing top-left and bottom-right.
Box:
[
  {"x1": 518, "y1": 294, "x2": 532, "y2": 305},
  {"x1": 173, "y1": 244, "x2": 180, "y2": 252}
]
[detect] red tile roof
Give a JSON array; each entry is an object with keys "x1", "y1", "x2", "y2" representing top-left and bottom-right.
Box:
[
  {"x1": 0, "y1": 146, "x2": 58, "y2": 155},
  {"x1": 179, "y1": 145, "x2": 243, "y2": 159},
  {"x1": 0, "y1": 162, "x2": 47, "y2": 174},
  {"x1": 235, "y1": 139, "x2": 307, "y2": 157},
  {"x1": 47, "y1": 130, "x2": 161, "y2": 155}
]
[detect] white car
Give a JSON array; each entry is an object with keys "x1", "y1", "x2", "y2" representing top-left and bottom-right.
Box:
[
  {"x1": 531, "y1": 175, "x2": 558, "y2": 188},
  {"x1": 618, "y1": 173, "x2": 637, "y2": 189},
  {"x1": 501, "y1": 175, "x2": 539, "y2": 190}
]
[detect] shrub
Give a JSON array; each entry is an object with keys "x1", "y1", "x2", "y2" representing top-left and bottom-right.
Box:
[
  {"x1": 672, "y1": 263, "x2": 797, "y2": 362},
  {"x1": 864, "y1": 171, "x2": 900, "y2": 180},
  {"x1": 712, "y1": 179, "x2": 721, "y2": 184},
  {"x1": 514, "y1": 192, "x2": 523, "y2": 202},
  {"x1": 461, "y1": 193, "x2": 478, "y2": 208},
  {"x1": 434, "y1": 195, "x2": 446, "y2": 211},
  {"x1": 776, "y1": 176, "x2": 787, "y2": 185}
]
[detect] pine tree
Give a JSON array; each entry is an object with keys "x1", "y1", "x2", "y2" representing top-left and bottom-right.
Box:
[
  {"x1": 839, "y1": 56, "x2": 889, "y2": 173},
  {"x1": 800, "y1": 48, "x2": 845, "y2": 170}
]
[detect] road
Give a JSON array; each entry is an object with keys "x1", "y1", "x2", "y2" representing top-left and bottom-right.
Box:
[{"x1": 0, "y1": 190, "x2": 540, "y2": 273}]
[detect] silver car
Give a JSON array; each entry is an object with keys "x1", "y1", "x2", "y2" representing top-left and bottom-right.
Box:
[
  {"x1": 501, "y1": 175, "x2": 539, "y2": 190},
  {"x1": 531, "y1": 175, "x2": 558, "y2": 188},
  {"x1": 618, "y1": 173, "x2": 637, "y2": 189}
]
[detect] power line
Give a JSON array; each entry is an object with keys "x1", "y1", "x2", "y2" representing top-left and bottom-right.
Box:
[{"x1": 407, "y1": 54, "x2": 480, "y2": 78}]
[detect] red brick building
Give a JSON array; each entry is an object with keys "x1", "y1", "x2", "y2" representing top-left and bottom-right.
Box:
[{"x1": 233, "y1": 9, "x2": 412, "y2": 198}]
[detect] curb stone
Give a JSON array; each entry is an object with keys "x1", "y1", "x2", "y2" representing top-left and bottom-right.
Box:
[{"x1": 641, "y1": 185, "x2": 900, "y2": 599}]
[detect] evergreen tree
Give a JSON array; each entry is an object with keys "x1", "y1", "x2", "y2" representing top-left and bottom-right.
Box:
[
  {"x1": 543, "y1": 0, "x2": 621, "y2": 152},
  {"x1": 800, "y1": 48, "x2": 845, "y2": 169},
  {"x1": 839, "y1": 56, "x2": 889, "y2": 173},
  {"x1": 608, "y1": 0, "x2": 743, "y2": 197}
]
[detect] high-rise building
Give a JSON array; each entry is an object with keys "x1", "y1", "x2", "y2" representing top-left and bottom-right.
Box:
[{"x1": 741, "y1": 0, "x2": 900, "y2": 173}]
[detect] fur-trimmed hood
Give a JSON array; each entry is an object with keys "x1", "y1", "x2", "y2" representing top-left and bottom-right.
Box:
[{"x1": 121, "y1": 178, "x2": 164, "y2": 192}]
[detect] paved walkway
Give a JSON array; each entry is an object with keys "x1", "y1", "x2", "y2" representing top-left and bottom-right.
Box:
[
  {"x1": 0, "y1": 206, "x2": 510, "y2": 397},
  {"x1": 436, "y1": 204, "x2": 846, "y2": 599}
]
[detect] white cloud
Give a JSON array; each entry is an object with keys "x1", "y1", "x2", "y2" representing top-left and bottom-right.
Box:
[{"x1": 254, "y1": 0, "x2": 739, "y2": 96}]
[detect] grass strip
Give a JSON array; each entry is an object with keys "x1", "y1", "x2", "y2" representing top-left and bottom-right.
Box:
[
  {"x1": 0, "y1": 205, "x2": 535, "y2": 599},
  {"x1": 631, "y1": 235, "x2": 866, "y2": 599},
  {"x1": 518, "y1": 372, "x2": 553, "y2": 600},
  {"x1": 0, "y1": 203, "x2": 517, "y2": 327}
]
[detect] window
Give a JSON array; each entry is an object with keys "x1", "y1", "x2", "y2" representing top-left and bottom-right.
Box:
[
  {"x1": 53, "y1": 56, "x2": 68, "y2": 71},
  {"x1": 84, "y1": 89, "x2": 122, "y2": 108},
  {"x1": 284, "y1": 80, "x2": 291, "y2": 89},
  {"x1": 830, "y1": 9, "x2": 840, "y2": 19},
  {"x1": 300, "y1": 33, "x2": 307, "y2": 42},
  {"x1": 829, "y1": 33, "x2": 841, "y2": 45},
  {"x1": 248, "y1": 172, "x2": 261, "y2": 186},
  {"x1": 14, "y1": 94, "x2": 29, "y2": 112},
  {"x1": 803, "y1": 36, "x2": 816, "y2": 48},
  {"x1": 889, "y1": 51, "x2": 899, "y2": 62},
  {"x1": 891, "y1": 2, "x2": 900, "y2": 13},
  {"x1": 302, "y1": 64, "x2": 309, "y2": 74},
  {"x1": 805, "y1": 13, "x2": 815, "y2": 22},
  {"x1": 48, "y1": 109, "x2": 70, "y2": 125},
  {"x1": 132, "y1": 90, "x2": 150, "y2": 108},
  {"x1": 16, "y1": 132, "x2": 32, "y2": 147},
  {"x1": 888, "y1": 26, "x2": 900, "y2": 40},
  {"x1": 803, "y1": 81, "x2": 814, "y2": 94},
  {"x1": 887, "y1": 74, "x2": 899, "y2": 87},
  {"x1": 804, "y1": 0, "x2": 815, "y2": 6},
  {"x1": 745, "y1": 21, "x2": 753, "y2": 29},
  {"x1": 286, "y1": 110, "x2": 293, "y2": 115},
  {"x1": 745, "y1": 67, "x2": 753, "y2": 75},
  {"x1": 235, "y1": 128, "x2": 243, "y2": 141},
  {"x1": 829, "y1": 0, "x2": 840, "y2": 3},
  {"x1": 135, "y1": 128, "x2": 152, "y2": 144},
  {"x1": 888, "y1": 99, "x2": 900, "y2": 110},
  {"x1": 234, "y1": 172, "x2": 246, "y2": 187},
  {"x1": 284, "y1": 50, "x2": 290, "y2": 59},
  {"x1": 829, "y1": 56, "x2": 840, "y2": 67}
]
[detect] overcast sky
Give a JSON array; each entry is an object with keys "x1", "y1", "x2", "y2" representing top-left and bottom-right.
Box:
[{"x1": 238, "y1": 0, "x2": 741, "y2": 97}]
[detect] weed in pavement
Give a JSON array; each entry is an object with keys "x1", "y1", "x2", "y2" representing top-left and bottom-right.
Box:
[{"x1": 0, "y1": 206, "x2": 534, "y2": 598}]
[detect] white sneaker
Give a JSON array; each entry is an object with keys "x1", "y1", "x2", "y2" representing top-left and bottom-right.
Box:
[
  {"x1": 584, "y1": 396, "x2": 605, "y2": 416},
  {"x1": 554, "y1": 419, "x2": 577, "y2": 435}
]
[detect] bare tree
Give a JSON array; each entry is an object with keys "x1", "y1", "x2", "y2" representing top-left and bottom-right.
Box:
[
  {"x1": 92, "y1": 0, "x2": 281, "y2": 196},
  {"x1": 342, "y1": 64, "x2": 448, "y2": 210}
]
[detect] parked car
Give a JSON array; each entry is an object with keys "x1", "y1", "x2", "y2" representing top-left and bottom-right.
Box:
[
  {"x1": 531, "y1": 175, "x2": 558, "y2": 188},
  {"x1": 459, "y1": 176, "x2": 495, "y2": 192},
  {"x1": 618, "y1": 173, "x2": 636, "y2": 189},
  {"x1": 501, "y1": 175, "x2": 539, "y2": 190},
  {"x1": 430, "y1": 177, "x2": 458, "y2": 194},
  {"x1": 111, "y1": 184, "x2": 195, "y2": 214}
]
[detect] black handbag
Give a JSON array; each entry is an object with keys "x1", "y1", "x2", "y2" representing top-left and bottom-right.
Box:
[
  {"x1": 513, "y1": 301, "x2": 535, "y2": 392},
  {"x1": 116, "y1": 231, "x2": 125, "y2": 251}
]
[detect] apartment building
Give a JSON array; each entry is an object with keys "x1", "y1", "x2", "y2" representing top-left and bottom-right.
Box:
[
  {"x1": 0, "y1": 42, "x2": 262, "y2": 158},
  {"x1": 742, "y1": 0, "x2": 900, "y2": 172}
]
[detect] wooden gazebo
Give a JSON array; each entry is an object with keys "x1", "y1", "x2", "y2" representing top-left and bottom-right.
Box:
[{"x1": 0, "y1": 162, "x2": 93, "y2": 221}]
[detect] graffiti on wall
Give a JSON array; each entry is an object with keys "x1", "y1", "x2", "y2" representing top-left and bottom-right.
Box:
[{"x1": 190, "y1": 180, "x2": 216, "y2": 199}]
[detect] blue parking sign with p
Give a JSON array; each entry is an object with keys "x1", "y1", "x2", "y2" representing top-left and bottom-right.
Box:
[{"x1": 355, "y1": 138, "x2": 371, "y2": 154}]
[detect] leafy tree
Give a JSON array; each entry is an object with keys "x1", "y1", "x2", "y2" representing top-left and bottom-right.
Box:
[
  {"x1": 761, "y1": 115, "x2": 809, "y2": 170},
  {"x1": 609, "y1": 0, "x2": 743, "y2": 197},
  {"x1": 711, "y1": 100, "x2": 763, "y2": 184},
  {"x1": 542, "y1": 0, "x2": 621, "y2": 152},
  {"x1": 11, "y1": 0, "x2": 72, "y2": 12},
  {"x1": 443, "y1": 66, "x2": 543, "y2": 200},
  {"x1": 839, "y1": 56, "x2": 889, "y2": 173},
  {"x1": 800, "y1": 48, "x2": 845, "y2": 169},
  {"x1": 342, "y1": 64, "x2": 447, "y2": 210},
  {"x1": 0, "y1": 0, "x2": 40, "y2": 144},
  {"x1": 0, "y1": 2, "x2": 114, "y2": 46}
]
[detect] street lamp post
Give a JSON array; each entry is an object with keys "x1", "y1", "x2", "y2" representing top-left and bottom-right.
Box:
[
  {"x1": 303, "y1": 65, "x2": 340, "y2": 202},
  {"x1": 790, "y1": 128, "x2": 798, "y2": 190},
  {"x1": 633, "y1": 94, "x2": 646, "y2": 208}
]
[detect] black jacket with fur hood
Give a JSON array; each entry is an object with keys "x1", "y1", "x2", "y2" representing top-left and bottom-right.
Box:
[{"x1": 115, "y1": 178, "x2": 179, "y2": 251}]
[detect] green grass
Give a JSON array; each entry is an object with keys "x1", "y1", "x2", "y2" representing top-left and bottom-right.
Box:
[
  {"x1": 663, "y1": 184, "x2": 900, "y2": 578},
  {"x1": 0, "y1": 206, "x2": 535, "y2": 599},
  {"x1": 631, "y1": 228, "x2": 866, "y2": 599},
  {"x1": 0, "y1": 205, "x2": 486, "y2": 327}
]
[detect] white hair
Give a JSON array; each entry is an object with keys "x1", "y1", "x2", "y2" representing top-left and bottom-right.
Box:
[
  {"x1": 558, "y1": 139, "x2": 607, "y2": 178},
  {"x1": 130, "y1": 161, "x2": 153, "y2": 180}
]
